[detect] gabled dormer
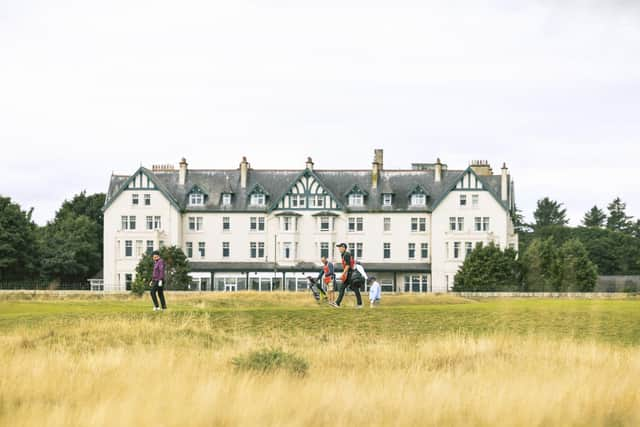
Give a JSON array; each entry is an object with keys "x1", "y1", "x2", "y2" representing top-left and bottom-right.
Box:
[
  {"x1": 187, "y1": 185, "x2": 208, "y2": 207},
  {"x1": 272, "y1": 168, "x2": 341, "y2": 211},
  {"x1": 220, "y1": 176, "x2": 234, "y2": 207},
  {"x1": 345, "y1": 184, "x2": 368, "y2": 208},
  {"x1": 248, "y1": 183, "x2": 269, "y2": 208},
  {"x1": 408, "y1": 185, "x2": 428, "y2": 207}
]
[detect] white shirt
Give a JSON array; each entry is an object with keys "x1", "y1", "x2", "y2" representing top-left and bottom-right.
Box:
[{"x1": 369, "y1": 282, "x2": 381, "y2": 302}]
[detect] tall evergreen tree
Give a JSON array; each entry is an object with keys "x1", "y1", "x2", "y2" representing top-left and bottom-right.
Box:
[
  {"x1": 558, "y1": 239, "x2": 598, "y2": 292},
  {"x1": 521, "y1": 237, "x2": 562, "y2": 291},
  {"x1": 0, "y1": 196, "x2": 40, "y2": 281},
  {"x1": 607, "y1": 197, "x2": 633, "y2": 233},
  {"x1": 533, "y1": 197, "x2": 569, "y2": 228},
  {"x1": 582, "y1": 205, "x2": 607, "y2": 228}
]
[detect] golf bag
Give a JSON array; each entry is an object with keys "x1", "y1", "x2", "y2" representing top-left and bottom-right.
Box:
[{"x1": 307, "y1": 277, "x2": 327, "y2": 302}]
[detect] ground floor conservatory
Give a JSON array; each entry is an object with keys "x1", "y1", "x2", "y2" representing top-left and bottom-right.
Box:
[{"x1": 188, "y1": 262, "x2": 432, "y2": 293}]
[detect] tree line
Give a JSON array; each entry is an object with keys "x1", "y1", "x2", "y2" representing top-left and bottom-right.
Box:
[
  {"x1": 0, "y1": 192, "x2": 105, "y2": 285},
  {"x1": 455, "y1": 197, "x2": 640, "y2": 292}
]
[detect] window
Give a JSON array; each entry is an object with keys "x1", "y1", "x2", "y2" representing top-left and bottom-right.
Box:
[
  {"x1": 472, "y1": 194, "x2": 479, "y2": 207},
  {"x1": 454, "y1": 242, "x2": 461, "y2": 259},
  {"x1": 457, "y1": 217, "x2": 464, "y2": 231},
  {"x1": 383, "y1": 243, "x2": 391, "y2": 259},
  {"x1": 189, "y1": 216, "x2": 203, "y2": 231},
  {"x1": 354, "y1": 243, "x2": 363, "y2": 259},
  {"x1": 483, "y1": 217, "x2": 490, "y2": 231},
  {"x1": 159, "y1": 240, "x2": 165, "y2": 248},
  {"x1": 348, "y1": 194, "x2": 364, "y2": 207},
  {"x1": 348, "y1": 217, "x2": 363, "y2": 232},
  {"x1": 460, "y1": 194, "x2": 467, "y2": 206},
  {"x1": 382, "y1": 194, "x2": 393, "y2": 207},
  {"x1": 475, "y1": 217, "x2": 482, "y2": 232},
  {"x1": 144, "y1": 194, "x2": 151, "y2": 206},
  {"x1": 135, "y1": 240, "x2": 143, "y2": 257},
  {"x1": 222, "y1": 193, "x2": 232, "y2": 206},
  {"x1": 283, "y1": 242, "x2": 293, "y2": 259},
  {"x1": 125, "y1": 240, "x2": 133, "y2": 257},
  {"x1": 250, "y1": 242, "x2": 265, "y2": 258},
  {"x1": 250, "y1": 217, "x2": 265, "y2": 231},
  {"x1": 311, "y1": 195, "x2": 324, "y2": 208},
  {"x1": 198, "y1": 242, "x2": 206, "y2": 258},
  {"x1": 189, "y1": 193, "x2": 204, "y2": 206},
  {"x1": 290, "y1": 194, "x2": 306, "y2": 208},
  {"x1": 146, "y1": 216, "x2": 153, "y2": 230},
  {"x1": 121, "y1": 216, "x2": 136, "y2": 230},
  {"x1": 320, "y1": 242, "x2": 329, "y2": 258},
  {"x1": 186, "y1": 242, "x2": 193, "y2": 258},
  {"x1": 222, "y1": 242, "x2": 230, "y2": 258},
  {"x1": 408, "y1": 243, "x2": 416, "y2": 259},
  {"x1": 223, "y1": 217, "x2": 230, "y2": 231},
  {"x1": 450, "y1": 217, "x2": 457, "y2": 231},
  {"x1": 125, "y1": 274, "x2": 133, "y2": 291},
  {"x1": 250, "y1": 193, "x2": 266, "y2": 207},
  {"x1": 146, "y1": 240, "x2": 154, "y2": 255},
  {"x1": 383, "y1": 217, "x2": 391, "y2": 232},
  {"x1": 465, "y1": 242, "x2": 473, "y2": 257},
  {"x1": 132, "y1": 194, "x2": 139, "y2": 205},
  {"x1": 411, "y1": 194, "x2": 426, "y2": 206},
  {"x1": 283, "y1": 216, "x2": 293, "y2": 232},
  {"x1": 153, "y1": 216, "x2": 161, "y2": 230},
  {"x1": 412, "y1": 218, "x2": 426, "y2": 232},
  {"x1": 421, "y1": 243, "x2": 429, "y2": 259},
  {"x1": 320, "y1": 216, "x2": 330, "y2": 232}
]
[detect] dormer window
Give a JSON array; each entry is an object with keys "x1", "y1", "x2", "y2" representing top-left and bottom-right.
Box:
[
  {"x1": 189, "y1": 193, "x2": 204, "y2": 206},
  {"x1": 222, "y1": 193, "x2": 232, "y2": 206},
  {"x1": 382, "y1": 194, "x2": 393, "y2": 207},
  {"x1": 411, "y1": 194, "x2": 426, "y2": 207},
  {"x1": 251, "y1": 193, "x2": 266, "y2": 207},
  {"x1": 348, "y1": 194, "x2": 364, "y2": 207}
]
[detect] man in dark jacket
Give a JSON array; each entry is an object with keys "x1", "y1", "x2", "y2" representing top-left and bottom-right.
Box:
[
  {"x1": 332, "y1": 243, "x2": 363, "y2": 308},
  {"x1": 149, "y1": 251, "x2": 167, "y2": 311}
]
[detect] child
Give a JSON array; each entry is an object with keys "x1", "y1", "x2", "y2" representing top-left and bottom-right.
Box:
[{"x1": 368, "y1": 276, "x2": 381, "y2": 308}]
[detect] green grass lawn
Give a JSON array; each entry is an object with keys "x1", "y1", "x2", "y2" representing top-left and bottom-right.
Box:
[{"x1": 2, "y1": 292, "x2": 640, "y2": 346}]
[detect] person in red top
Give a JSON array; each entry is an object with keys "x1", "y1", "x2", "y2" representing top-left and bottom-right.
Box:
[
  {"x1": 332, "y1": 243, "x2": 363, "y2": 308},
  {"x1": 316, "y1": 256, "x2": 335, "y2": 304}
]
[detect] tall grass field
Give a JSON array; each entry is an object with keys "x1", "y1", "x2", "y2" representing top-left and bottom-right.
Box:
[{"x1": 2, "y1": 292, "x2": 640, "y2": 426}]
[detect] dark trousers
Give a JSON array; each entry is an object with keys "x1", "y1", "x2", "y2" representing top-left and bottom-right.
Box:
[
  {"x1": 335, "y1": 272, "x2": 362, "y2": 307},
  {"x1": 151, "y1": 280, "x2": 167, "y2": 309}
]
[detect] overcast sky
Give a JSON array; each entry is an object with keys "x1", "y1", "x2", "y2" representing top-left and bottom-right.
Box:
[{"x1": 1, "y1": 0, "x2": 639, "y2": 225}]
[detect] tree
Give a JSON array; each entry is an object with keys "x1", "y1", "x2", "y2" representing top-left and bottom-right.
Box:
[
  {"x1": 55, "y1": 191, "x2": 106, "y2": 262},
  {"x1": 39, "y1": 215, "x2": 101, "y2": 283},
  {"x1": 533, "y1": 197, "x2": 569, "y2": 228},
  {"x1": 132, "y1": 246, "x2": 191, "y2": 295},
  {"x1": 606, "y1": 197, "x2": 633, "y2": 233},
  {"x1": 511, "y1": 205, "x2": 532, "y2": 233},
  {"x1": 453, "y1": 243, "x2": 521, "y2": 292},
  {"x1": 558, "y1": 239, "x2": 598, "y2": 292},
  {"x1": 582, "y1": 205, "x2": 607, "y2": 228},
  {"x1": 521, "y1": 237, "x2": 562, "y2": 292},
  {"x1": 0, "y1": 196, "x2": 40, "y2": 281}
]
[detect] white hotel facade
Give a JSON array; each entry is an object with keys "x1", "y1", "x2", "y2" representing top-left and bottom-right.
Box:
[{"x1": 102, "y1": 150, "x2": 517, "y2": 293}]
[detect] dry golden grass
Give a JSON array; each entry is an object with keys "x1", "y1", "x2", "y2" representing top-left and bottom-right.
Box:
[{"x1": 2, "y1": 299, "x2": 640, "y2": 427}]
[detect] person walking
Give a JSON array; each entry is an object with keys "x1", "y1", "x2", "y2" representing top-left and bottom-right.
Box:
[
  {"x1": 316, "y1": 256, "x2": 335, "y2": 304},
  {"x1": 331, "y1": 243, "x2": 363, "y2": 308},
  {"x1": 149, "y1": 251, "x2": 167, "y2": 311},
  {"x1": 368, "y1": 276, "x2": 381, "y2": 307}
]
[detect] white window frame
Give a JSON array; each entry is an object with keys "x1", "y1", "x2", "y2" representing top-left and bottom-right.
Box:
[
  {"x1": 222, "y1": 193, "x2": 232, "y2": 206},
  {"x1": 189, "y1": 193, "x2": 204, "y2": 206},
  {"x1": 411, "y1": 194, "x2": 426, "y2": 207},
  {"x1": 348, "y1": 194, "x2": 364, "y2": 207},
  {"x1": 251, "y1": 193, "x2": 266, "y2": 207},
  {"x1": 382, "y1": 194, "x2": 393, "y2": 207}
]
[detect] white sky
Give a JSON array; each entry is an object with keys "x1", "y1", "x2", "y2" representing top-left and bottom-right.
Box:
[{"x1": 1, "y1": 0, "x2": 639, "y2": 225}]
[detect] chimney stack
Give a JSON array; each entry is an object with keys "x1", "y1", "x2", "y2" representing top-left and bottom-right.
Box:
[
  {"x1": 305, "y1": 157, "x2": 314, "y2": 170},
  {"x1": 179, "y1": 158, "x2": 188, "y2": 186},
  {"x1": 372, "y1": 149, "x2": 383, "y2": 189},
  {"x1": 501, "y1": 163, "x2": 509, "y2": 201},
  {"x1": 470, "y1": 160, "x2": 493, "y2": 176},
  {"x1": 435, "y1": 158, "x2": 442, "y2": 182},
  {"x1": 240, "y1": 156, "x2": 249, "y2": 189}
]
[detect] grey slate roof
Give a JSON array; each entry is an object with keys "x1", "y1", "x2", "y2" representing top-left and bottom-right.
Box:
[{"x1": 106, "y1": 166, "x2": 512, "y2": 213}]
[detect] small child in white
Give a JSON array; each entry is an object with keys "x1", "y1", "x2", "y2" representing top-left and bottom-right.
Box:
[{"x1": 368, "y1": 277, "x2": 381, "y2": 307}]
